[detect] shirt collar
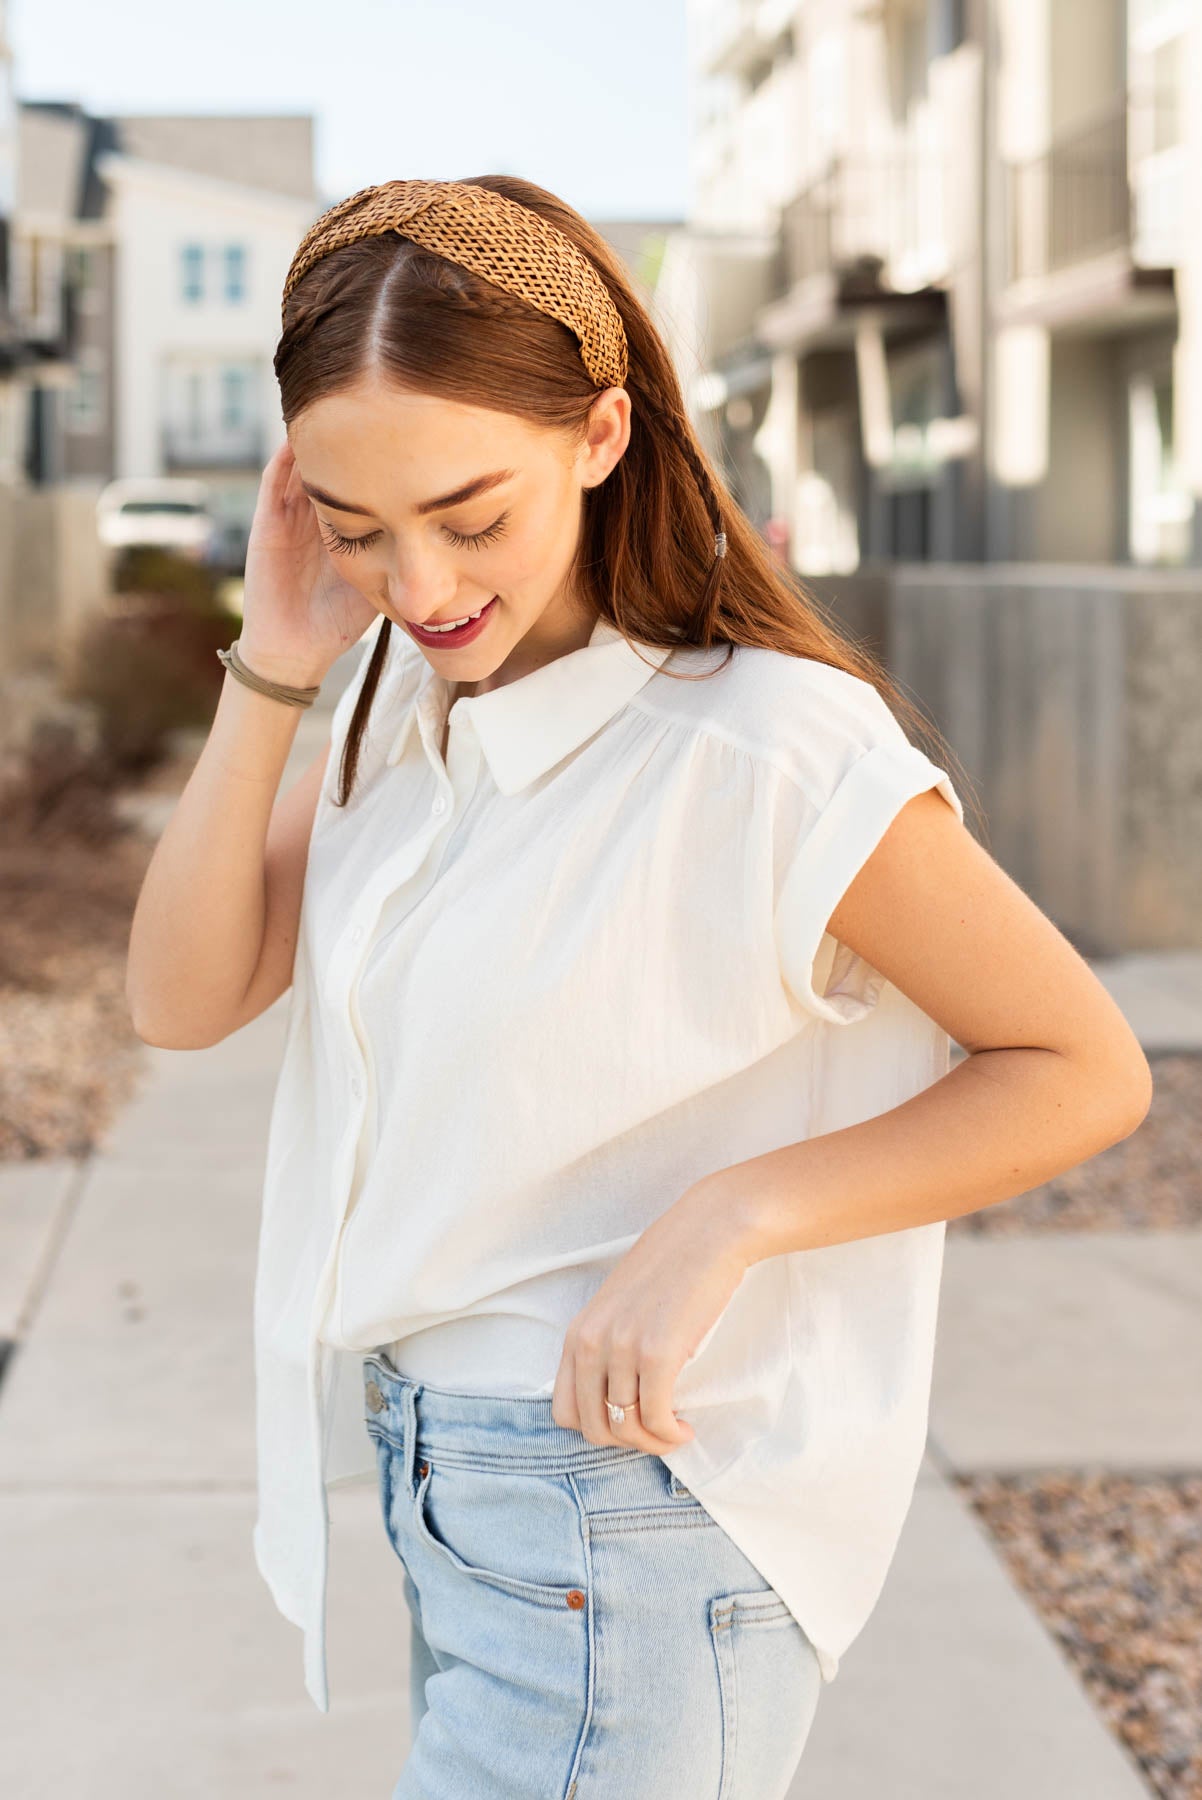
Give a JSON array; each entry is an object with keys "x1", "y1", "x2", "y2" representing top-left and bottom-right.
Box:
[{"x1": 385, "y1": 613, "x2": 678, "y2": 795}]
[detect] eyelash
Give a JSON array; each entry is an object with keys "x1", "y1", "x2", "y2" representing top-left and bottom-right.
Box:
[{"x1": 320, "y1": 512, "x2": 511, "y2": 557}]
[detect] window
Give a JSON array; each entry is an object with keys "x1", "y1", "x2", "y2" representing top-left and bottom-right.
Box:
[
  {"x1": 187, "y1": 370, "x2": 204, "y2": 439},
  {"x1": 886, "y1": 338, "x2": 948, "y2": 485},
  {"x1": 66, "y1": 245, "x2": 95, "y2": 290},
  {"x1": 221, "y1": 366, "x2": 248, "y2": 431},
  {"x1": 224, "y1": 243, "x2": 247, "y2": 303},
  {"x1": 1128, "y1": 369, "x2": 1191, "y2": 565},
  {"x1": 931, "y1": 0, "x2": 966, "y2": 57},
  {"x1": 888, "y1": 1, "x2": 929, "y2": 125},
  {"x1": 181, "y1": 243, "x2": 205, "y2": 303},
  {"x1": 1150, "y1": 34, "x2": 1182, "y2": 152},
  {"x1": 65, "y1": 346, "x2": 106, "y2": 433}
]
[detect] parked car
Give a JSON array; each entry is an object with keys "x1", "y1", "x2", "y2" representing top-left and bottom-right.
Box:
[{"x1": 96, "y1": 479, "x2": 220, "y2": 564}]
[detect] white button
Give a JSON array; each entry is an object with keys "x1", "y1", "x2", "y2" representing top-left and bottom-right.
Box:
[{"x1": 432, "y1": 795, "x2": 448, "y2": 815}]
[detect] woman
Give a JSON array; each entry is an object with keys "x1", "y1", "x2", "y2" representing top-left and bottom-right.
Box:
[{"x1": 126, "y1": 175, "x2": 1153, "y2": 1798}]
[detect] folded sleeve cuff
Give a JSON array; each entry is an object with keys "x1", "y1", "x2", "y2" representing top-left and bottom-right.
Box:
[{"x1": 774, "y1": 741, "x2": 964, "y2": 1027}]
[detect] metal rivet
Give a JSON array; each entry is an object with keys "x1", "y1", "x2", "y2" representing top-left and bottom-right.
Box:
[
  {"x1": 364, "y1": 1380, "x2": 385, "y2": 1414},
  {"x1": 566, "y1": 1588, "x2": 586, "y2": 1610}
]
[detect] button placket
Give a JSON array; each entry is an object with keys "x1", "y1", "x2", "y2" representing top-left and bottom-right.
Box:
[
  {"x1": 323, "y1": 821, "x2": 445, "y2": 1012},
  {"x1": 445, "y1": 714, "x2": 483, "y2": 798},
  {"x1": 322, "y1": 702, "x2": 475, "y2": 1289}
]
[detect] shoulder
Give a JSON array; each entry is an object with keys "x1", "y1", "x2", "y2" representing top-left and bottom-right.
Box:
[{"x1": 638, "y1": 640, "x2": 911, "y2": 803}]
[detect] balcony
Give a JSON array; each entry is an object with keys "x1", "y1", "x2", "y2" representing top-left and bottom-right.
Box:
[
  {"x1": 697, "y1": 0, "x2": 793, "y2": 78},
  {"x1": 773, "y1": 150, "x2": 947, "y2": 300},
  {"x1": 160, "y1": 426, "x2": 266, "y2": 472},
  {"x1": 0, "y1": 221, "x2": 86, "y2": 377},
  {"x1": 1004, "y1": 88, "x2": 1182, "y2": 285}
]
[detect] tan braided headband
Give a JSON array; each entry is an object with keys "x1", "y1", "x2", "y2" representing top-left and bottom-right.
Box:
[
  {"x1": 280, "y1": 178, "x2": 726, "y2": 561},
  {"x1": 282, "y1": 178, "x2": 629, "y2": 390}
]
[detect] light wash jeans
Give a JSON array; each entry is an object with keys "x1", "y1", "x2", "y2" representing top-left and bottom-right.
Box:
[{"x1": 361, "y1": 1350, "x2": 822, "y2": 1799}]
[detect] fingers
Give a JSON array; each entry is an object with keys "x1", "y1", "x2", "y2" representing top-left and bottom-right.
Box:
[
  {"x1": 631, "y1": 1351, "x2": 692, "y2": 1449},
  {"x1": 278, "y1": 440, "x2": 305, "y2": 510},
  {"x1": 554, "y1": 1326, "x2": 694, "y2": 1454},
  {"x1": 576, "y1": 1335, "x2": 639, "y2": 1448},
  {"x1": 550, "y1": 1341, "x2": 581, "y2": 1434}
]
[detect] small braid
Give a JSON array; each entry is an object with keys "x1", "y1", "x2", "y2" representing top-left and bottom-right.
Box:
[{"x1": 649, "y1": 401, "x2": 726, "y2": 555}]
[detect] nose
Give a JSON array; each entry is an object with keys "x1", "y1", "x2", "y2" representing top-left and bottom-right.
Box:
[{"x1": 385, "y1": 549, "x2": 459, "y2": 623}]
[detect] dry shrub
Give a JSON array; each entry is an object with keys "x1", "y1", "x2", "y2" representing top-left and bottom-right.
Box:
[{"x1": 63, "y1": 548, "x2": 238, "y2": 773}]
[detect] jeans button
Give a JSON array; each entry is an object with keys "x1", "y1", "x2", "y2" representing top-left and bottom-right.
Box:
[{"x1": 364, "y1": 1379, "x2": 386, "y2": 1414}]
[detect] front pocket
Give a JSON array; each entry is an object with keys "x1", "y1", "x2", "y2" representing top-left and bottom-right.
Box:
[
  {"x1": 708, "y1": 1587, "x2": 821, "y2": 1800},
  {"x1": 411, "y1": 1459, "x2": 586, "y2": 1609}
]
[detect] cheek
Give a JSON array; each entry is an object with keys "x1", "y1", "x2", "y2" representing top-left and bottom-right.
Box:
[
  {"x1": 479, "y1": 532, "x2": 535, "y2": 587},
  {"x1": 494, "y1": 512, "x2": 575, "y2": 584}
]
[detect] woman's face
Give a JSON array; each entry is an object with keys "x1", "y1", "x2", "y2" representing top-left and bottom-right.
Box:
[{"x1": 288, "y1": 374, "x2": 630, "y2": 689}]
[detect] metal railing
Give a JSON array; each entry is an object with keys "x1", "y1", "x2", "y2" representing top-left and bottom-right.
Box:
[
  {"x1": 1005, "y1": 89, "x2": 1181, "y2": 283},
  {"x1": 774, "y1": 149, "x2": 943, "y2": 295},
  {"x1": 160, "y1": 429, "x2": 266, "y2": 471}
]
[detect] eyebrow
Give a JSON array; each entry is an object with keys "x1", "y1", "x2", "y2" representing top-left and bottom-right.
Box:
[{"x1": 300, "y1": 468, "x2": 517, "y2": 519}]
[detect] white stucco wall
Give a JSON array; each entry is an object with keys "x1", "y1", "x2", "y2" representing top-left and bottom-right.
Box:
[{"x1": 94, "y1": 150, "x2": 318, "y2": 482}]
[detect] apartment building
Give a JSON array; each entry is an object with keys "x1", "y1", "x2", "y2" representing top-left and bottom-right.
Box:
[
  {"x1": 0, "y1": 7, "x2": 82, "y2": 490},
  {"x1": 14, "y1": 104, "x2": 320, "y2": 563},
  {"x1": 663, "y1": 0, "x2": 1198, "y2": 574}
]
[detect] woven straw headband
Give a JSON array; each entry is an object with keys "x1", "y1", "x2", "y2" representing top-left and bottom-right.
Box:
[
  {"x1": 280, "y1": 178, "x2": 727, "y2": 562},
  {"x1": 281, "y1": 177, "x2": 629, "y2": 391}
]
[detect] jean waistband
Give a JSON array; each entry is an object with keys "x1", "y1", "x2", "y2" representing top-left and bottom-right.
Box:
[{"x1": 361, "y1": 1348, "x2": 648, "y2": 1471}]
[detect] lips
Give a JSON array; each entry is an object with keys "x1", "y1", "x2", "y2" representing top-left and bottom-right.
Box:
[{"x1": 405, "y1": 596, "x2": 498, "y2": 649}]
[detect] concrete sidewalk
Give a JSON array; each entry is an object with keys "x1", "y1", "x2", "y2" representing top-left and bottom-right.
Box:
[{"x1": 0, "y1": 691, "x2": 1195, "y2": 1791}]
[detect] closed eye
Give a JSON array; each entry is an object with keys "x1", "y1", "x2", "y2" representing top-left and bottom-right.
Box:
[
  {"x1": 318, "y1": 525, "x2": 381, "y2": 557},
  {"x1": 445, "y1": 512, "x2": 509, "y2": 550},
  {"x1": 319, "y1": 512, "x2": 510, "y2": 557}
]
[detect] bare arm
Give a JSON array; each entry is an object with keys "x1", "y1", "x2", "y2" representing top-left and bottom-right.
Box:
[
  {"x1": 124, "y1": 434, "x2": 386, "y2": 1050},
  {"x1": 125, "y1": 666, "x2": 331, "y2": 1050},
  {"x1": 698, "y1": 787, "x2": 1155, "y2": 1261}
]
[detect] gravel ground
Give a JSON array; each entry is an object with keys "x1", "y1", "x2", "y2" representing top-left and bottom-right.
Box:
[
  {"x1": 958, "y1": 1472, "x2": 1202, "y2": 1800},
  {"x1": 0, "y1": 819, "x2": 149, "y2": 1161}
]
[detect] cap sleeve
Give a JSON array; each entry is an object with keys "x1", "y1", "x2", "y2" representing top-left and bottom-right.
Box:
[{"x1": 772, "y1": 668, "x2": 964, "y2": 1027}]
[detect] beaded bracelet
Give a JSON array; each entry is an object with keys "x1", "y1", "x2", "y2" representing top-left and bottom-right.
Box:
[{"x1": 216, "y1": 638, "x2": 323, "y2": 709}]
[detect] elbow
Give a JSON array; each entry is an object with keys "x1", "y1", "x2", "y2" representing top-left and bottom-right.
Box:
[
  {"x1": 1099, "y1": 1045, "x2": 1155, "y2": 1144},
  {"x1": 132, "y1": 1021, "x2": 227, "y2": 1051},
  {"x1": 125, "y1": 988, "x2": 225, "y2": 1052}
]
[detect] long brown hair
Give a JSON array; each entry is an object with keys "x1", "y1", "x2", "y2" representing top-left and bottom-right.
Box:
[{"x1": 275, "y1": 172, "x2": 980, "y2": 834}]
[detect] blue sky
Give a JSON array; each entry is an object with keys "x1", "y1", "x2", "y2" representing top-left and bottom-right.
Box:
[{"x1": 12, "y1": 0, "x2": 693, "y2": 220}]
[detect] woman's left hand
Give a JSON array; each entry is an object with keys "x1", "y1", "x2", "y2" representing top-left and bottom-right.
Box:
[{"x1": 550, "y1": 1181, "x2": 752, "y2": 1454}]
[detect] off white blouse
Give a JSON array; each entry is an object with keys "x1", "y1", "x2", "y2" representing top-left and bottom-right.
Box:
[{"x1": 251, "y1": 610, "x2": 965, "y2": 1712}]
